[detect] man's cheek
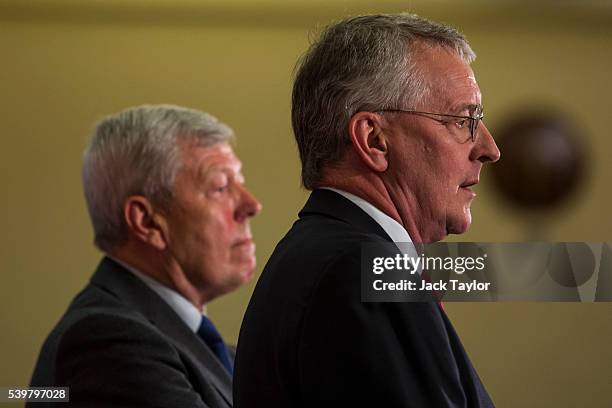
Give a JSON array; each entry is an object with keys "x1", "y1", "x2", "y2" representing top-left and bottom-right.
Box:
[
  {"x1": 220, "y1": 205, "x2": 236, "y2": 226},
  {"x1": 203, "y1": 207, "x2": 233, "y2": 234}
]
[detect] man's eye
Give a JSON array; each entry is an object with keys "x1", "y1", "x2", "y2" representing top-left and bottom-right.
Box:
[
  {"x1": 209, "y1": 182, "x2": 229, "y2": 194},
  {"x1": 455, "y1": 119, "x2": 468, "y2": 129}
]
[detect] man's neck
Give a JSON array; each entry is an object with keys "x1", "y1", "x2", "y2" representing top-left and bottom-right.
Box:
[
  {"x1": 109, "y1": 244, "x2": 207, "y2": 309},
  {"x1": 317, "y1": 171, "x2": 426, "y2": 244}
]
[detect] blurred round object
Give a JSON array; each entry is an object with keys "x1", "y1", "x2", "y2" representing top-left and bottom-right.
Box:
[
  {"x1": 490, "y1": 110, "x2": 587, "y2": 210},
  {"x1": 547, "y1": 243, "x2": 595, "y2": 288}
]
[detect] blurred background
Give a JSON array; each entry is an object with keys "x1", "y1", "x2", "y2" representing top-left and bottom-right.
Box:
[{"x1": 1, "y1": 0, "x2": 611, "y2": 406}]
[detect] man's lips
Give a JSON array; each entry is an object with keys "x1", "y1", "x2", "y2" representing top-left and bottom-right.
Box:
[
  {"x1": 460, "y1": 178, "x2": 479, "y2": 188},
  {"x1": 461, "y1": 179, "x2": 479, "y2": 188},
  {"x1": 460, "y1": 180, "x2": 479, "y2": 196},
  {"x1": 233, "y1": 237, "x2": 254, "y2": 248}
]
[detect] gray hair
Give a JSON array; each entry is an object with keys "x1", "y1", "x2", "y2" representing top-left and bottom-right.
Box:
[
  {"x1": 292, "y1": 13, "x2": 476, "y2": 189},
  {"x1": 82, "y1": 104, "x2": 234, "y2": 252}
]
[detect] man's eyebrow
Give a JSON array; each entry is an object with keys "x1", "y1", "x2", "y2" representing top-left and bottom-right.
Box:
[
  {"x1": 449, "y1": 103, "x2": 482, "y2": 115},
  {"x1": 200, "y1": 164, "x2": 245, "y2": 183},
  {"x1": 199, "y1": 159, "x2": 242, "y2": 173}
]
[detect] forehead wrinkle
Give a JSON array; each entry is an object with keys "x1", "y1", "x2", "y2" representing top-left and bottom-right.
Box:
[
  {"x1": 416, "y1": 46, "x2": 481, "y2": 113},
  {"x1": 181, "y1": 143, "x2": 240, "y2": 181},
  {"x1": 440, "y1": 74, "x2": 482, "y2": 114}
]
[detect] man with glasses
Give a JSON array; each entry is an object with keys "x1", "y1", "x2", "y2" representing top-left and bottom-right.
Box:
[{"x1": 235, "y1": 13, "x2": 499, "y2": 407}]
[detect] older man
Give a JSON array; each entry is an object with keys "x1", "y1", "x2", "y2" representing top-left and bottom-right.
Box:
[
  {"x1": 235, "y1": 14, "x2": 500, "y2": 407},
  {"x1": 29, "y1": 105, "x2": 261, "y2": 407}
]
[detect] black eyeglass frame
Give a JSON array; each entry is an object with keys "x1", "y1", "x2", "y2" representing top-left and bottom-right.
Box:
[{"x1": 376, "y1": 106, "x2": 484, "y2": 142}]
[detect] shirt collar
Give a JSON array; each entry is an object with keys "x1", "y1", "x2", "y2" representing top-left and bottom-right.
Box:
[
  {"x1": 322, "y1": 188, "x2": 419, "y2": 259},
  {"x1": 109, "y1": 256, "x2": 203, "y2": 332}
]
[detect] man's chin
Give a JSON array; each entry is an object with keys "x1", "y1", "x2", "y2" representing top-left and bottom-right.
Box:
[
  {"x1": 447, "y1": 210, "x2": 472, "y2": 236},
  {"x1": 216, "y1": 264, "x2": 256, "y2": 297},
  {"x1": 241, "y1": 264, "x2": 256, "y2": 282},
  {"x1": 237, "y1": 256, "x2": 257, "y2": 283}
]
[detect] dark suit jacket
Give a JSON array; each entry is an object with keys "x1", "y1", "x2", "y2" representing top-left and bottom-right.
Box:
[
  {"x1": 29, "y1": 257, "x2": 233, "y2": 408},
  {"x1": 234, "y1": 189, "x2": 494, "y2": 407}
]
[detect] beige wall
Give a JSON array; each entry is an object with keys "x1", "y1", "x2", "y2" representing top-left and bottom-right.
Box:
[{"x1": 1, "y1": 1, "x2": 611, "y2": 406}]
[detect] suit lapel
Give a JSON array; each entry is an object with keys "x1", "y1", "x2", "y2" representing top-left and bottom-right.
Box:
[{"x1": 90, "y1": 258, "x2": 233, "y2": 406}]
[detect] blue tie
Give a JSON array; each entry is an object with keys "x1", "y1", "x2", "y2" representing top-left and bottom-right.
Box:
[{"x1": 197, "y1": 315, "x2": 233, "y2": 374}]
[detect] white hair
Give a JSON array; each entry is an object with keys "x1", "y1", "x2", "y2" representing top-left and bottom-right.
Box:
[{"x1": 82, "y1": 104, "x2": 234, "y2": 252}]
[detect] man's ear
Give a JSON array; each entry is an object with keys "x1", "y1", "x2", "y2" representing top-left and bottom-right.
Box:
[
  {"x1": 348, "y1": 111, "x2": 388, "y2": 172},
  {"x1": 123, "y1": 196, "x2": 169, "y2": 250}
]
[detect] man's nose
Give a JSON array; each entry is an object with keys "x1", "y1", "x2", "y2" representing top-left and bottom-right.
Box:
[
  {"x1": 235, "y1": 185, "x2": 262, "y2": 221},
  {"x1": 471, "y1": 122, "x2": 501, "y2": 163}
]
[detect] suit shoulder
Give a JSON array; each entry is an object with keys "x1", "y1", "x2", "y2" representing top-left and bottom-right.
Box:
[
  {"x1": 273, "y1": 215, "x2": 385, "y2": 268},
  {"x1": 30, "y1": 284, "x2": 158, "y2": 385},
  {"x1": 253, "y1": 213, "x2": 390, "y2": 303},
  {"x1": 49, "y1": 284, "x2": 152, "y2": 346},
  {"x1": 55, "y1": 281, "x2": 174, "y2": 357},
  {"x1": 54, "y1": 310, "x2": 207, "y2": 407},
  {"x1": 292, "y1": 213, "x2": 382, "y2": 243},
  {"x1": 60, "y1": 308, "x2": 163, "y2": 343},
  {"x1": 56, "y1": 310, "x2": 182, "y2": 375}
]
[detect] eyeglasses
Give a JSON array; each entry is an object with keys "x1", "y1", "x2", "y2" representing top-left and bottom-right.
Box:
[{"x1": 376, "y1": 105, "x2": 484, "y2": 143}]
